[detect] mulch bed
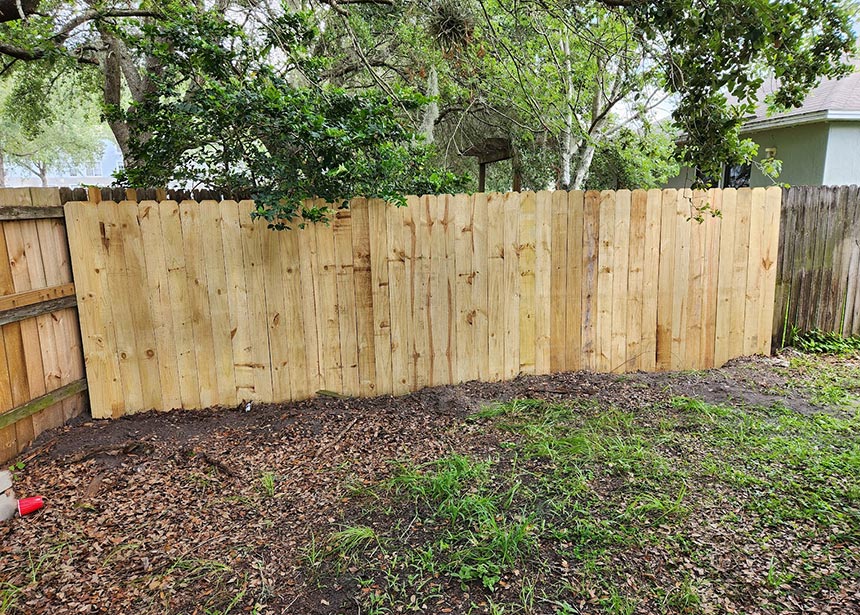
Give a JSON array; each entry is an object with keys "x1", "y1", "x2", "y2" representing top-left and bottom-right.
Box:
[{"x1": 0, "y1": 354, "x2": 855, "y2": 614}]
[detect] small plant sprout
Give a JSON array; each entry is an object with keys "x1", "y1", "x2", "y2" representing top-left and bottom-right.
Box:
[{"x1": 260, "y1": 472, "x2": 277, "y2": 498}]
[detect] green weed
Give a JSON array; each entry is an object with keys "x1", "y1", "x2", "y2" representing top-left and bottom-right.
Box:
[{"x1": 259, "y1": 472, "x2": 276, "y2": 497}]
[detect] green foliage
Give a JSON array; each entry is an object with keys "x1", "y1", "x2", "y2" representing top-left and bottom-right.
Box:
[
  {"x1": 259, "y1": 472, "x2": 276, "y2": 498},
  {"x1": 330, "y1": 525, "x2": 379, "y2": 557},
  {"x1": 585, "y1": 123, "x2": 680, "y2": 190},
  {"x1": 0, "y1": 74, "x2": 108, "y2": 184},
  {"x1": 114, "y1": 8, "x2": 467, "y2": 228},
  {"x1": 791, "y1": 329, "x2": 860, "y2": 355},
  {"x1": 629, "y1": 0, "x2": 856, "y2": 185},
  {"x1": 0, "y1": 0, "x2": 854, "y2": 199}
]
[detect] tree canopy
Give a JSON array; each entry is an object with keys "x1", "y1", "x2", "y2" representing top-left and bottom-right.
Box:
[{"x1": 0, "y1": 0, "x2": 855, "y2": 222}]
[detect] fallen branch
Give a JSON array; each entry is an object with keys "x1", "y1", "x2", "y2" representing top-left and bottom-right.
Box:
[
  {"x1": 17, "y1": 437, "x2": 58, "y2": 465},
  {"x1": 181, "y1": 448, "x2": 236, "y2": 477},
  {"x1": 313, "y1": 417, "x2": 359, "y2": 459},
  {"x1": 65, "y1": 441, "x2": 155, "y2": 464}
]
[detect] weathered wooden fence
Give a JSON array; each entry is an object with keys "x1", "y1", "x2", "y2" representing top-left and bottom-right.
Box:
[
  {"x1": 773, "y1": 185, "x2": 860, "y2": 346},
  {"x1": 0, "y1": 188, "x2": 87, "y2": 463},
  {"x1": 65, "y1": 187, "x2": 781, "y2": 419}
]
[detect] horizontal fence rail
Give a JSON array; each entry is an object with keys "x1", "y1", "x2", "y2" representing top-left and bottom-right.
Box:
[
  {"x1": 0, "y1": 187, "x2": 87, "y2": 462},
  {"x1": 65, "y1": 188, "x2": 781, "y2": 419}
]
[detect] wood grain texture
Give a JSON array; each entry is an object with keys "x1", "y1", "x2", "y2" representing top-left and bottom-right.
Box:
[
  {"x1": 61, "y1": 188, "x2": 781, "y2": 419},
  {"x1": 518, "y1": 191, "x2": 537, "y2": 375},
  {"x1": 596, "y1": 191, "x2": 615, "y2": 373},
  {"x1": 549, "y1": 191, "x2": 568, "y2": 373},
  {"x1": 486, "y1": 193, "x2": 506, "y2": 381},
  {"x1": 580, "y1": 191, "x2": 600, "y2": 371}
]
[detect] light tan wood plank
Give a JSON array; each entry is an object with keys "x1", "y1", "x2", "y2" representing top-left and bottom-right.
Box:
[
  {"x1": 471, "y1": 193, "x2": 490, "y2": 382},
  {"x1": 220, "y1": 201, "x2": 255, "y2": 401},
  {"x1": 138, "y1": 201, "x2": 182, "y2": 410},
  {"x1": 611, "y1": 190, "x2": 631, "y2": 372},
  {"x1": 743, "y1": 189, "x2": 766, "y2": 355},
  {"x1": 640, "y1": 189, "x2": 662, "y2": 372},
  {"x1": 671, "y1": 190, "x2": 692, "y2": 370},
  {"x1": 702, "y1": 189, "x2": 722, "y2": 368},
  {"x1": 199, "y1": 201, "x2": 238, "y2": 405},
  {"x1": 729, "y1": 189, "x2": 753, "y2": 359},
  {"x1": 656, "y1": 190, "x2": 678, "y2": 370},
  {"x1": 239, "y1": 201, "x2": 274, "y2": 401},
  {"x1": 452, "y1": 193, "x2": 475, "y2": 384},
  {"x1": 549, "y1": 191, "x2": 569, "y2": 372},
  {"x1": 518, "y1": 191, "x2": 537, "y2": 375},
  {"x1": 350, "y1": 198, "x2": 377, "y2": 396},
  {"x1": 315, "y1": 209, "x2": 343, "y2": 393},
  {"x1": 757, "y1": 187, "x2": 783, "y2": 355},
  {"x1": 64, "y1": 202, "x2": 124, "y2": 418},
  {"x1": 596, "y1": 191, "x2": 616, "y2": 373},
  {"x1": 487, "y1": 192, "x2": 507, "y2": 381},
  {"x1": 261, "y1": 210, "x2": 292, "y2": 403},
  {"x1": 179, "y1": 201, "x2": 218, "y2": 407},
  {"x1": 443, "y1": 195, "x2": 457, "y2": 384},
  {"x1": 714, "y1": 189, "x2": 737, "y2": 366},
  {"x1": 99, "y1": 203, "x2": 145, "y2": 412},
  {"x1": 333, "y1": 208, "x2": 359, "y2": 397},
  {"x1": 388, "y1": 203, "x2": 411, "y2": 393},
  {"x1": 486, "y1": 193, "x2": 506, "y2": 381},
  {"x1": 685, "y1": 191, "x2": 707, "y2": 370},
  {"x1": 410, "y1": 196, "x2": 431, "y2": 390},
  {"x1": 280, "y1": 215, "x2": 311, "y2": 399},
  {"x1": 626, "y1": 190, "x2": 647, "y2": 372},
  {"x1": 581, "y1": 191, "x2": 600, "y2": 371},
  {"x1": 116, "y1": 201, "x2": 162, "y2": 412},
  {"x1": 0, "y1": 283, "x2": 75, "y2": 311},
  {"x1": 368, "y1": 198, "x2": 393, "y2": 394},
  {"x1": 534, "y1": 190, "x2": 552, "y2": 375},
  {"x1": 159, "y1": 201, "x2": 201, "y2": 409},
  {"x1": 503, "y1": 192, "x2": 521, "y2": 379}
]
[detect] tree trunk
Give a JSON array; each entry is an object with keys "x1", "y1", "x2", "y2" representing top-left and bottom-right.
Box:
[
  {"x1": 37, "y1": 162, "x2": 48, "y2": 187},
  {"x1": 559, "y1": 35, "x2": 575, "y2": 190},
  {"x1": 0, "y1": 153, "x2": 6, "y2": 188},
  {"x1": 100, "y1": 29, "x2": 133, "y2": 162},
  {"x1": 572, "y1": 143, "x2": 596, "y2": 190},
  {"x1": 0, "y1": 0, "x2": 39, "y2": 23},
  {"x1": 420, "y1": 66, "x2": 439, "y2": 144}
]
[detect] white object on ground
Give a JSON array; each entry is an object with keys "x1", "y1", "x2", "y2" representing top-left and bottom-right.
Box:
[{"x1": 0, "y1": 470, "x2": 16, "y2": 521}]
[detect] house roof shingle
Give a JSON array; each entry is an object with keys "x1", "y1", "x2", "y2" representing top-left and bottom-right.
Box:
[{"x1": 746, "y1": 57, "x2": 860, "y2": 124}]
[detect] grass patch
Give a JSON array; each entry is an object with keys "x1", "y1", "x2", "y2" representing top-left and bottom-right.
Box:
[{"x1": 307, "y1": 395, "x2": 860, "y2": 613}]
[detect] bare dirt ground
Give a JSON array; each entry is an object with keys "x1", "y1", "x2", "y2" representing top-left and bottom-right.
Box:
[{"x1": 1, "y1": 351, "x2": 858, "y2": 615}]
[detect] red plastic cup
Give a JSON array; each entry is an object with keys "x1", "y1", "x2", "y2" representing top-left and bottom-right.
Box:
[{"x1": 17, "y1": 496, "x2": 43, "y2": 516}]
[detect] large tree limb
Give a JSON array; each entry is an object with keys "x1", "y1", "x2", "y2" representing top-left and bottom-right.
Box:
[
  {"x1": 54, "y1": 9, "x2": 162, "y2": 42},
  {"x1": 0, "y1": 0, "x2": 38, "y2": 24}
]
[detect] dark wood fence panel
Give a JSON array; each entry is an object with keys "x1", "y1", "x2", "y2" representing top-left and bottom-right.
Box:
[{"x1": 773, "y1": 185, "x2": 860, "y2": 346}]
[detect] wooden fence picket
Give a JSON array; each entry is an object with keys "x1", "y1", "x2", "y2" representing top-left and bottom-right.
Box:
[{"x1": 63, "y1": 188, "x2": 783, "y2": 419}]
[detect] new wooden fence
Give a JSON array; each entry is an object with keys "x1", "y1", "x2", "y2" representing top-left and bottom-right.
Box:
[
  {"x1": 65, "y1": 187, "x2": 781, "y2": 419},
  {"x1": 773, "y1": 185, "x2": 860, "y2": 346},
  {"x1": 0, "y1": 188, "x2": 87, "y2": 463}
]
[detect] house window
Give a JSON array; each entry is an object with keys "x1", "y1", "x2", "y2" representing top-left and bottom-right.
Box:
[{"x1": 723, "y1": 163, "x2": 751, "y2": 188}]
